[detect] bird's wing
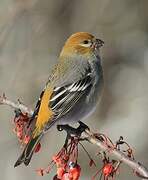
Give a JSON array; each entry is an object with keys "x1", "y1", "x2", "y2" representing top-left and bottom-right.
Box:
[
  {"x1": 32, "y1": 58, "x2": 93, "y2": 135},
  {"x1": 43, "y1": 68, "x2": 93, "y2": 131},
  {"x1": 27, "y1": 89, "x2": 45, "y2": 128}
]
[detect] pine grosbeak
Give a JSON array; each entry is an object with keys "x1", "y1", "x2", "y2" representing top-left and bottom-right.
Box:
[{"x1": 14, "y1": 32, "x2": 104, "y2": 167}]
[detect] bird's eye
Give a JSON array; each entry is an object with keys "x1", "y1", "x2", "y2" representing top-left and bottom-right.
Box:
[
  {"x1": 83, "y1": 40, "x2": 89, "y2": 44},
  {"x1": 81, "y1": 40, "x2": 91, "y2": 47}
]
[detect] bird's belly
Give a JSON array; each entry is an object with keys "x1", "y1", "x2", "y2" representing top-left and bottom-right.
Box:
[
  {"x1": 57, "y1": 83, "x2": 102, "y2": 125},
  {"x1": 57, "y1": 101, "x2": 95, "y2": 125}
]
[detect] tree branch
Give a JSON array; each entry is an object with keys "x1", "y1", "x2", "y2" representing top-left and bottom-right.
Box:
[
  {"x1": 0, "y1": 94, "x2": 33, "y2": 115},
  {"x1": 83, "y1": 130, "x2": 148, "y2": 179},
  {"x1": 1, "y1": 94, "x2": 148, "y2": 179}
]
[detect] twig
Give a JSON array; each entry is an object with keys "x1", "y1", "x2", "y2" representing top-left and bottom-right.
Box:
[
  {"x1": 0, "y1": 94, "x2": 33, "y2": 115},
  {"x1": 0, "y1": 94, "x2": 148, "y2": 179}
]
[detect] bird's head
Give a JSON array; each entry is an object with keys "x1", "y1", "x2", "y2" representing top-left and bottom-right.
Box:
[{"x1": 60, "y1": 32, "x2": 104, "y2": 58}]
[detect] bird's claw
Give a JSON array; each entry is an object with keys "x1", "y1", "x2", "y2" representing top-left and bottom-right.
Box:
[
  {"x1": 57, "y1": 122, "x2": 89, "y2": 149},
  {"x1": 77, "y1": 121, "x2": 90, "y2": 134}
]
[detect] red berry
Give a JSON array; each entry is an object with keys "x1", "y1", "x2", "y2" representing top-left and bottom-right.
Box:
[
  {"x1": 57, "y1": 167, "x2": 65, "y2": 179},
  {"x1": 17, "y1": 131, "x2": 22, "y2": 139},
  {"x1": 61, "y1": 173, "x2": 69, "y2": 180},
  {"x1": 69, "y1": 164, "x2": 81, "y2": 180},
  {"x1": 23, "y1": 135, "x2": 30, "y2": 144},
  {"x1": 103, "y1": 163, "x2": 113, "y2": 176},
  {"x1": 34, "y1": 143, "x2": 41, "y2": 153}
]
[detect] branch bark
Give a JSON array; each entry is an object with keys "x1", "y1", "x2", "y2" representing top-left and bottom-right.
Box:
[
  {"x1": 0, "y1": 94, "x2": 33, "y2": 115},
  {"x1": 83, "y1": 130, "x2": 148, "y2": 179},
  {"x1": 1, "y1": 95, "x2": 148, "y2": 179}
]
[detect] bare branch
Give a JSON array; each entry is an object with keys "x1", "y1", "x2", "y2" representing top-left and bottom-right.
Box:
[
  {"x1": 0, "y1": 94, "x2": 33, "y2": 115},
  {"x1": 1, "y1": 94, "x2": 148, "y2": 179}
]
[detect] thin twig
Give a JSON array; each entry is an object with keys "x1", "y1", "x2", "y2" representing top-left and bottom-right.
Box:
[{"x1": 0, "y1": 94, "x2": 148, "y2": 179}]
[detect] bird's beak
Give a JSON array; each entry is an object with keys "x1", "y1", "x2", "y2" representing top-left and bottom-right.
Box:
[{"x1": 92, "y1": 38, "x2": 104, "y2": 50}]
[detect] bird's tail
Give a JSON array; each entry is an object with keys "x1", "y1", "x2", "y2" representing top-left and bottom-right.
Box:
[{"x1": 14, "y1": 132, "x2": 43, "y2": 167}]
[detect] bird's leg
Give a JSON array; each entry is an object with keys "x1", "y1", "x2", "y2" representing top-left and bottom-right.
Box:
[
  {"x1": 57, "y1": 124, "x2": 72, "y2": 148},
  {"x1": 57, "y1": 122, "x2": 89, "y2": 150}
]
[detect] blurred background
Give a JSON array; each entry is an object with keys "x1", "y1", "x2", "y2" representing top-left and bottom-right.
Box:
[{"x1": 0, "y1": 0, "x2": 148, "y2": 179}]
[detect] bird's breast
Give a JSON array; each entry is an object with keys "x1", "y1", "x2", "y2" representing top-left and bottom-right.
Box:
[{"x1": 87, "y1": 55, "x2": 104, "y2": 102}]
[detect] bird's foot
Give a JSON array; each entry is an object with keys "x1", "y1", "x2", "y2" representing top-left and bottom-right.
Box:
[
  {"x1": 57, "y1": 121, "x2": 90, "y2": 148},
  {"x1": 77, "y1": 121, "x2": 90, "y2": 135},
  {"x1": 57, "y1": 121, "x2": 89, "y2": 137}
]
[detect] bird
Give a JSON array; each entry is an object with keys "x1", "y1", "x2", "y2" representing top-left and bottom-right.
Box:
[{"x1": 14, "y1": 32, "x2": 104, "y2": 167}]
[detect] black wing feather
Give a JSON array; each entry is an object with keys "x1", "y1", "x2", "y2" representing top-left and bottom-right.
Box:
[{"x1": 49, "y1": 73, "x2": 93, "y2": 120}]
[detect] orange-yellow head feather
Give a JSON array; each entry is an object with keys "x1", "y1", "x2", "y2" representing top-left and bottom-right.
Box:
[{"x1": 60, "y1": 32, "x2": 104, "y2": 58}]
